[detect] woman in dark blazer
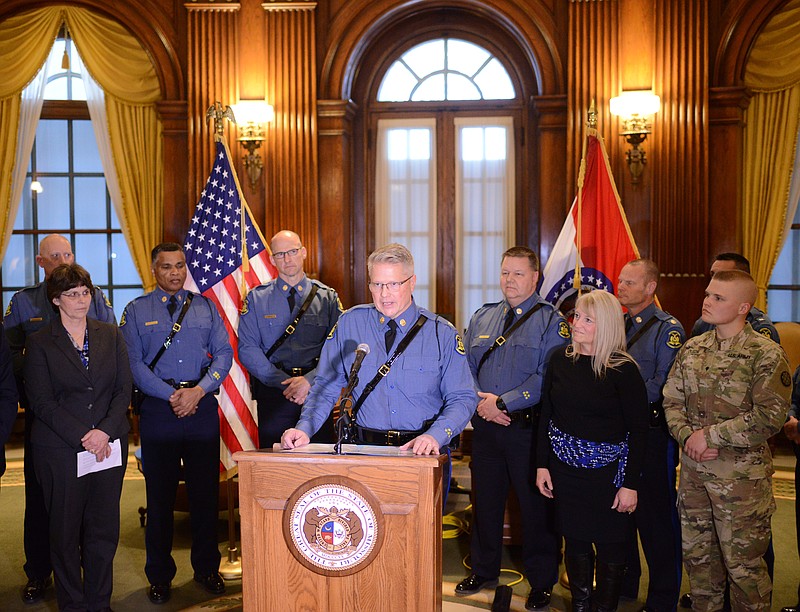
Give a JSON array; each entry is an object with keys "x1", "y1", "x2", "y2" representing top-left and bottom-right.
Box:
[{"x1": 24, "y1": 263, "x2": 131, "y2": 612}]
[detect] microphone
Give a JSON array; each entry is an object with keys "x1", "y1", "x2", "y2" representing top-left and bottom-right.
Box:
[{"x1": 347, "y1": 343, "x2": 370, "y2": 383}]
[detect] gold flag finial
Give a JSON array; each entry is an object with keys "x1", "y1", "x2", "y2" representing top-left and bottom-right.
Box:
[
  {"x1": 587, "y1": 99, "x2": 598, "y2": 129},
  {"x1": 205, "y1": 101, "x2": 236, "y2": 142}
]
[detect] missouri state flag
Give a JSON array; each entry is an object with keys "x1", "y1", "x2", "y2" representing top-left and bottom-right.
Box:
[{"x1": 540, "y1": 129, "x2": 640, "y2": 316}]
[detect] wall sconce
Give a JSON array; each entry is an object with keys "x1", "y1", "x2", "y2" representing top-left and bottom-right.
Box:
[
  {"x1": 231, "y1": 100, "x2": 274, "y2": 189},
  {"x1": 609, "y1": 90, "x2": 660, "y2": 184}
]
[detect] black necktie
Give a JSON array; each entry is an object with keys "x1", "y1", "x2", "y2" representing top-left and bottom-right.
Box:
[
  {"x1": 385, "y1": 319, "x2": 398, "y2": 354},
  {"x1": 287, "y1": 287, "x2": 297, "y2": 313},
  {"x1": 625, "y1": 315, "x2": 633, "y2": 334},
  {"x1": 167, "y1": 295, "x2": 178, "y2": 317},
  {"x1": 502, "y1": 308, "x2": 515, "y2": 334}
]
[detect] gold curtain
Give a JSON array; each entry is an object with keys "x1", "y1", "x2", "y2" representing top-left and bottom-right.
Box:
[
  {"x1": 0, "y1": 5, "x2": 162, "y2": 289},
  {"x1": 742, "y1": 0, "x2": 800, "y2": 309}
]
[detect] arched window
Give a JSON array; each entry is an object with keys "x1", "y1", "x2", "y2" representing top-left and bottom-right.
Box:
[
  {"x1": 372, "y1": 37, "x2": 519, "y2": 330},
  {"x1": 1, "y1": 36, "x2": 142, "y2": 320}
]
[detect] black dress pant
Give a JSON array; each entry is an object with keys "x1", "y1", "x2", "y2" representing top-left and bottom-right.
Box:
[
  {"x1": 23, "y1": 408, "x2": 52, "y2": 581},
  {"x1": 34, "y1": 439, "x2": 127, "y2": 611},
  {"x1": 254, "y1": 383, "x2": 333, "y2": 448},
  {"x1": 139, "y1": 394, "x2": 221, "y2": 585},
  {"x1": 623, "y1": 426, "x2": 682, "y2": 611},
  {"x1": 469, "y1": 416, "x2": 558, "y2": 588}
]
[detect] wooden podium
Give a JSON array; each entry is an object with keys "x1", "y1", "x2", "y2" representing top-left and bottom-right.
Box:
[{"x1": 234, "y1": 445, "x2": 446, "y2": 611}]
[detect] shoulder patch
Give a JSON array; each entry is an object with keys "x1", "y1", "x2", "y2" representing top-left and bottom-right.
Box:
[
  {"x1": 104, "y1": 295, "x2": 112, "y2": 309},
  {"x1": 455, "y1": 334, "x2": 466, "y2": 355},
  {"x1": 119, "y1": 310, "x2": 127, "y2": 327},
  {"x1": 240, "y1": 295, "x2": 249, "y2": 315},
  {"x1": 337, "y1": 297, "x2": 344, "y2": 312},
  {"x1": 667, "y1": 330, "x2": 683, "y2": 349},
  {"x1": 4, "y1": 300, "x2": 11, "y2": 317},
  {"x1": 782, "y1": 370, "x2": 792, "y2": 387},
  {"x1": 327, "y1": 322, "x2": 337, "y2": 340},
  {"x1": 558, "y1": 321, "x2": 570, "y2": 339},
  {"x1": 759, "y1": 328, "x2": 772, "y2": 340}
]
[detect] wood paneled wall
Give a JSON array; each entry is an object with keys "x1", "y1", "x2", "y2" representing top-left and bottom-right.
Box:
[
  {"x1": 262, "y1": 2, "x2": 320, "y2": 272},
  {"x1": 186, "y1": 3, "x2": 240, "y2": 210}
]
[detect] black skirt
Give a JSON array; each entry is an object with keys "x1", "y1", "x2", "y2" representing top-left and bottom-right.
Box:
[{"x1": 549, "y1": 450, "x2": 633, "y2": 543}]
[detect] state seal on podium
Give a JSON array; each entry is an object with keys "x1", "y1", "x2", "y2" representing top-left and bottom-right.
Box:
[{"x1": 283, "y1": 475, "x2": 385, "y2": 576}]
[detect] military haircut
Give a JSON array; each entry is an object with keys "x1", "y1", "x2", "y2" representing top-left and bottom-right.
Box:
[
  {"x1": 712, "y1": 269, "x2": 758, "y2": 307},
  {"x1": 367, "y1": 243, "x2": 414, "y2": 276},
  {"x1": 626, "y1": 258, "x2": 660, "y2": 286},
  {"x1": 151, "y1": 242, "x2": 183, "y2": 264},
  {"x1": 714, "y1": 252, "x2": 750, "y2": 273},
  {"x1": 502, "y1": 246, "x2": 540, "y2": 272}
]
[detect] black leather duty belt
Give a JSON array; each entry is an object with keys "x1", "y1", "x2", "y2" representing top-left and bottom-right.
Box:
[
  {"x1": 162, "y1": 378, "x2": 201, "y2": 390},
  {"x1": 275, "y1": 363, "x2": 316, "y2": 377},
  {"x1": 354, "y1": 425, "x2": 425, "y2": 446}
]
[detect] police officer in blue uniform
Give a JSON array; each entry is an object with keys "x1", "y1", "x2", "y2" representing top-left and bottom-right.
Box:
[
  {"x1": 690, "y1": 253, "x2": 779, "y2": 342},
  {"x1": 4, "y1": 234, "x2": 115, "y2": 604},
  {"x1": 238, "y1": 230, "x2": 342, "y2": 447},
  {"x1": 281, "y1": 243, "x2": 476, "y2": 455},
  {"x1": 457, "y1": 246, "x2": 569, "y2": 611},
  {"x1": 120, "y1": 243, "x2": 233, "y2": 605},
  {"x1": 617, "y1": 259, "x2": 684, "y2": 612}
]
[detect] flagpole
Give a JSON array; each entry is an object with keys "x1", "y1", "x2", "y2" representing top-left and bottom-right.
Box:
[
  {"x1": 573, "y1": 102, "x2": 597, "y2": 292},
  {"x1": 206, "y1": 101, "x2": 244, "y2": 581}
]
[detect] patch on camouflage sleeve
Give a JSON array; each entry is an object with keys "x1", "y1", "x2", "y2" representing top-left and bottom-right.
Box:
[
  {"x1": 4, "y1": 300, "x2": 11, "y2": 317},
  {"x1": 558, "y1": 321, "x2": 570, "y2": 338},
  {"x1": 782, "y1": 370, "x2": 792, "y2": 387},
  {"x1": 327, "y1": 322, "x2": 337, "y2": 340},
  {"x1": 455, "y1": 334, "x2": 466, "y2": 355},
  {"x1": 667, "y1": 330, "x2": 683, "y2": 349},
  {"x1": 240, "y1": 295, "x2": 249, "y2": 315},
  {"x1": 759, "y1": 328, "x2": 772, "y2": 339}
]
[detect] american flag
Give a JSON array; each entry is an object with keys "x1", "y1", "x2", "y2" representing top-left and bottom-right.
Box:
[{"x1": 183, "y1": 139, "x2": 277, "y2": 471}]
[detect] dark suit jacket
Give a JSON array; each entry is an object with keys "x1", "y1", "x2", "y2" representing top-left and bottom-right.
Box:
[
  {"x1": 0, "y1": 322, "x2": 19, "y2": 476},
  {"x1": 24, "y1": 318, "x2": 131, "y2": 450}
]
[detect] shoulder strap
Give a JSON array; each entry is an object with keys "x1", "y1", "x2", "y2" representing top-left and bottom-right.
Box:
[
  {"x1": 625, "y1": 314, "x2": 661, "y2": 351},
  {"x1": 350, "y1": 316, "x2": 427, "y2": 423},
  {"x1": 148, "y1": 293, "x2": 194, "y2": 370},
  {"x1": 476, "y1": 302, "x2": 545, "y2": 375},
  {"x1": 265, "y1": 284, "x2": 320, "y2": 360}
]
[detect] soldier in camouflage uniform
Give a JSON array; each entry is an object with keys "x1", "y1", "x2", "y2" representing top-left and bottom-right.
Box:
[{"x1": 663, "y1": 270, "x2": 791, "y2": 612}]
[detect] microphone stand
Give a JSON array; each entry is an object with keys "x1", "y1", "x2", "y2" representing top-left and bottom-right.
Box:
[{"x1": 333, "y1": 378, "x2": 357, "y2": 455}]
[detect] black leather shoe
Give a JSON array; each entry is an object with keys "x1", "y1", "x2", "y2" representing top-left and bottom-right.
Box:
[
  {"x1": 526, "y1": 589, "x2": 552, "y2": 610},
  {"x1": 455, "y1": 573, "x2": 498, "y2": 596},
  {"x1": 22, "y1": 577, "x2": 52, "y2": 604},
  {"x1": 194, "y1": 572, "x2": 225, "y2": 595},
  {"x1": 679, "y1": 593, "x2": 693, "y2": 608},
  {"x1": 147, "y1": 584, "x2": 171, "y2": 604}
]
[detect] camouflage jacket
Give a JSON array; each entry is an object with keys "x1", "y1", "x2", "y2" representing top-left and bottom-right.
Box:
[{"x1": 663, "y1": 323, "x2": 791, "y2": 479}]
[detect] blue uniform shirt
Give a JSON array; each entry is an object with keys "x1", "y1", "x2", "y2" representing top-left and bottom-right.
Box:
[
  {"x1": 120, "y1": 287, "x2": 233, "y2": 401},
  {"x1": 691, "y1": 306, "x2": 779, "y2": 343},
  {"x1": 296, "y1": 300, "x2": 478, "y2": 446},
  {"x1": 464, "y1": 293, "x2": 570, "y2": 410},
  {"x1": 624, "y1": 302, "x2": 685, "y2": 404},
  {"x1": 4, "y1": 282, "x2": 116, "y2": 380},
  {"x1": 238, "y1": 276, "x2": 341, "y2": 387}
]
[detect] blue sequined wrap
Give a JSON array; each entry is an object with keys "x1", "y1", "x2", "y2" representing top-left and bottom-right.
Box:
[{"x1": 548, "y1": 420, "x2": 629, "y2": 488}]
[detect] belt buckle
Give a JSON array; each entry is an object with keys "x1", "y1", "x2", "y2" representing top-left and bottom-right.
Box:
[
  {"x1": 285, "y1": 324, "x2": 296, "y2": 334},
  {"x1": 386, "y1": 430, "x2": 402, "y2": 446},
  {"x1": 291, "y1": 367, "x2": 303, "y2": 376},
  {"x1": 378, "y1": 364, "x2": 391, "y2": 377}
]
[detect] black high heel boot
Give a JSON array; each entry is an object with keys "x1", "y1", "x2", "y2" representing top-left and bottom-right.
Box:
[
  {"x1": 564, "y1": 554, "x2": 594, "y2": 612},
  {"x1": 594, "y1": 561, "x2": 626, "y2": 612}
]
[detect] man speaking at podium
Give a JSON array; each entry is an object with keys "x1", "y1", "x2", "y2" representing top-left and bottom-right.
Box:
[{"x1": 281, "y1": 243, "x2": 477, "y2": 454}]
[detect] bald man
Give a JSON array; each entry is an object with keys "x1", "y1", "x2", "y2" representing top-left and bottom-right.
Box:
[
  {"x1": 238, "y1": 230, "x2": 342, "y2": 447},
  {"x1": 4, "y1": 234, "x2": 115, "y2": 603},
  {"x1": 663, "y1": 270, "x2": 791, "y2": 612}
]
